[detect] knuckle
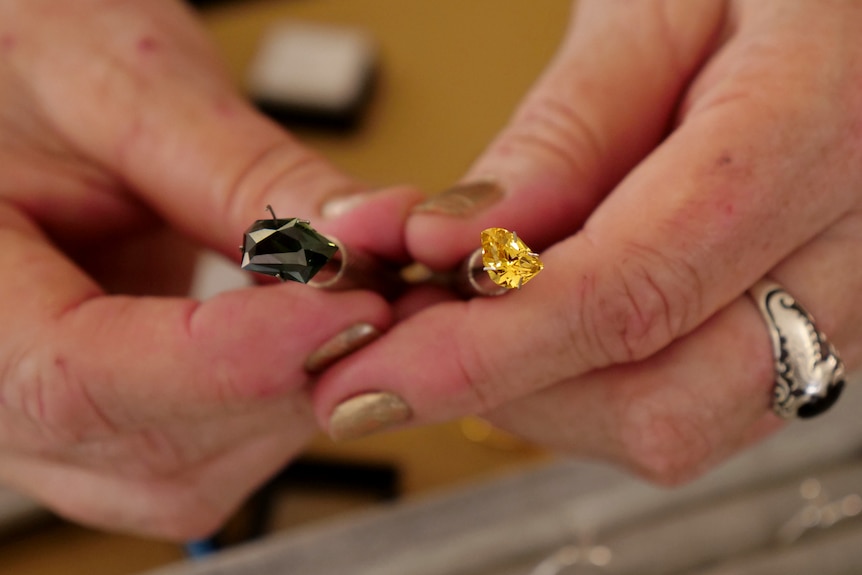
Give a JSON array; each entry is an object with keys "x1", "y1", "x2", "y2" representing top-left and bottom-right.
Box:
[
  {"x1": 3, "y1": 345, "x2": 114, "y2": 444},
  {"x1": 219, "y1": 139, "x2": 336, "y2": 228},
  {"x1": 615, "y1": 399, "x2": 715, "y2": 486},
  {"x1": 448, "y1": 299, "x2": 555, "y2": 414},
  {"x1": 500, "y1": 94, "x2": 604, "y2": 185},
  {"x1": 578, "y1": 244, "x2": 701, "y2": 365}
]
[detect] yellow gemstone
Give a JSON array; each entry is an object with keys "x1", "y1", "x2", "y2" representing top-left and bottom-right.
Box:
[{"x1": 481, "y1": 228, "x2": 544, "y2": 289}]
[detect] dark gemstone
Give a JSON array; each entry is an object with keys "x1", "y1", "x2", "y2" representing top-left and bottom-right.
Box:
[
  {"x1": 241, "y1": 218, "x2": 338, "y2": 283},
  {"x1": 797, "y1": 379, "x2": 845, "y2": 419}
]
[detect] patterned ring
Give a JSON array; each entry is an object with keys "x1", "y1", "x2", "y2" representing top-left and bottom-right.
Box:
[{"x1": 749, "y1": 280, "x2": 846, "y2": 419}]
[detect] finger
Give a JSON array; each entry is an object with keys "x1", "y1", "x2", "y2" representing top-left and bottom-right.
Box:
[
  {"x1": 763, "y1": 213, "x2": 862, "y2": 367},
  {"x1": 0, "y1": 331, "x2": 318, "y2": 541},
  {"x1": 314, "y1": 211, "x2": 862, "y2": 455},
  {"x1": 487, "y1": 299, "x2": 784, "y2": 485},
  {"x1": 0, "y1": 425, "x2": 313, "y2": 539},
  {"x1": 487, "y1": 214, "x2": 862, "y2": 483},
  {"x1": 0, "y1": 206, "x2": 392, "y2": 442},
  {"x1": 7, "y1": 0, "x2": 421, "y2": 260},
  {"x1": 408, "y1": 0, "x2": 727, "y2": 268},
  {"x1": 317, "y1": 2, "x2": 862, "y2": 425}
]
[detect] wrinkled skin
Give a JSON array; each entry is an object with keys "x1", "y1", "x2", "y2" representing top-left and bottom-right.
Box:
[
  {"x1": 3, "y1": 0, "x2": 862, "y2": 540},
  {"x1": 314, "y1": 0, "x2": 862, "y2": 484},
  {"x1": 0, "y1": 0, "x2": 418, "y2": 539}
]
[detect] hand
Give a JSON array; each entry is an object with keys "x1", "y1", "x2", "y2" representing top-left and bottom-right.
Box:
[
  {"x1": 0, "y1": 0, "x2": 418, "y2": 539},
  {"x1": 312, "y1": 0, "x2": 862, "y2": 484}
]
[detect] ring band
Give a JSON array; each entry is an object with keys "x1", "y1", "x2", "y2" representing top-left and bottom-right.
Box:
[
  {"x1": 749, "y1": 280, "x2": 846, "y2": 419},
  {"x1": 308, "y1": 235, "x2": 403, "y2": 298},
  {"x1": 456, "y1": 248, "x2": 509, "y2": 297}
]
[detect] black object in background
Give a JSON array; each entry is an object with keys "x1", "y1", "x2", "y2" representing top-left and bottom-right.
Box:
[
  {"x1": 246, "y1": 21, "x2": 378, "y2": 132},
  {"x1": 186, "y1": 1, "x2": 378, "y2": 131}
]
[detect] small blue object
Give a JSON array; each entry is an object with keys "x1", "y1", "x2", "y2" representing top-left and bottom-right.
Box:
[{"x1": 185, "y1": 538, "x2": 218, "y2": 559}]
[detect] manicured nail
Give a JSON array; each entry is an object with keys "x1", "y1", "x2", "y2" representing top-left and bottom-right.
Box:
[
  {"x1": 328, "y1": 391, "x2": 412, "y2": 441},
  {"x1": 399, "y1": 262, "x2": 435, "y2": 284},
  {"x1": 322, "y1": 191, "x2": 372, "y2": 219},
  {"x1": 305, "y1": 323, "x2": 381, "y2": 373},
  {"x1": 413, "y1": 180, "x2": 504, "y2": 217}
]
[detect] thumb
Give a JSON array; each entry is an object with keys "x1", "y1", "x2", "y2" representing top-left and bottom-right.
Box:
[
  {"x1": 407, "y1": 0, "x2": 726, "y2": 268},
  {"x1": 20, "y1": 0, "x2": 418, "y2": 261}
]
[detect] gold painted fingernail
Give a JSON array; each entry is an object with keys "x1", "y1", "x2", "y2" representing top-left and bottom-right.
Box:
[
  {"x1": 413, "y1": 181, "x2": 504, "y2": 217},
  {"x1": 329, "y1": 392, "x2": 412, "y2": 441},
  {"x1": 305, "y1": 323, "x2": 381, "y2": 373}
]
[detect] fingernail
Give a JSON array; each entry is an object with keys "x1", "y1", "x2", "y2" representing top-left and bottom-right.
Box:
[
  {"x1": 413, "y1": 180, "x2": 504, "y2": 217},
  {"x1": 305, "y1": 323, "x2": 381, "y2": 373},
  {"x1": 329, "y1": 391, "x2": 412, "y2": 441},
  {"x1": 400, "y1": 262, "x2": 435, "y2": 284},
  {"x1": 322, "y1": 192, "x2": 372, "y2": 219}
]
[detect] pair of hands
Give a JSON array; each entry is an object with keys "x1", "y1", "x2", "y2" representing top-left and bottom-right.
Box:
[{"x1": 1, "y1": 0, "x2": 861, "y2": 540}]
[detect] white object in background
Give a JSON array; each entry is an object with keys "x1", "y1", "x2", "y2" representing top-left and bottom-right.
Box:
[
  {"x1": 189, "y1": 250, "x2": 251, "y2": 301},
  {"x1": 247, "y1": 21, "x2": 377, "y2": 119}
]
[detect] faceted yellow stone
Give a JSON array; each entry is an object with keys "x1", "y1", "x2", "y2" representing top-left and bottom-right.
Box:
[{"x1": 480, "y1": 228, "x2": 544, "y2": 289}]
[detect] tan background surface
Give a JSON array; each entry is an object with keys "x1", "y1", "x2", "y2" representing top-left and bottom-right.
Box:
[{"x1": 0, "y1": 1, "x2": 570, "y2": 573}]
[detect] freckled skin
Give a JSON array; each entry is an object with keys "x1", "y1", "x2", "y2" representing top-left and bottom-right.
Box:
[
  {"x1": 0, "y1": 34, "x2": 15, "y2": 52},
  {"x1": 137, "y1": 35, "x2": 158, "y2": 53},
  {"x1": 214, "y1": 97, "x2": 239, "y2": 119}
]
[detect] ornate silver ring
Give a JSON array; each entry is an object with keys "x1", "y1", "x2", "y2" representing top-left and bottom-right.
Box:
[{"x1": 749, "y1": 280, "x2": 846, "y2": 419}]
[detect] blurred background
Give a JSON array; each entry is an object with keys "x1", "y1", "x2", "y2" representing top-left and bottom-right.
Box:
[{"x1": 0, "y1": 0, "x2": 570, "y2": 573}]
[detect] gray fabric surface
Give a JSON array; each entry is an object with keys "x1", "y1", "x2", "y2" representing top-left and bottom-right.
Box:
[{"x1": 141, "y1": 379, "x2": 862, "y2": 575}]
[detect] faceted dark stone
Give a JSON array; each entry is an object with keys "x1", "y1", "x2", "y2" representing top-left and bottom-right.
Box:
[
  {"x1": 797, "y1": 379, "x2": 845, "y2": 419},
  {"x1": 241, "y1": 218, "x2": 338, "y2": 283}
]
